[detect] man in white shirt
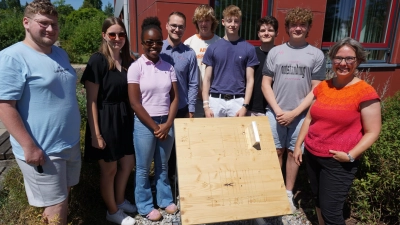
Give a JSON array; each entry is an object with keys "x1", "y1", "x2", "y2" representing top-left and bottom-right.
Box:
[{"x1": 184, "y1": 4, "x2": 220, "y2": 117}]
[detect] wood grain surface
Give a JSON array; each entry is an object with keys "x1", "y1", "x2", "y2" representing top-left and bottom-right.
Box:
[{"x1": 174, "y1": 117, "x2": 292, "y2": 225}]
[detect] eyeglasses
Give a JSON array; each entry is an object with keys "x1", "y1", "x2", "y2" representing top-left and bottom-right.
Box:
[
  {"x1": 143, "y1": 40, "x2": 163, "y2": 47},
  {"x1": 107, "y1": 32, "x2": 127, "y2": 40},
  {"x1": 332, "y1": 56, "x2": 357, "y2": 64},
  {"x1": 28, "y1": 18, "x2": 59, "y2": 29},
  {"x1": 168, "y1": 23, "x2": 185, "y2": 30}
]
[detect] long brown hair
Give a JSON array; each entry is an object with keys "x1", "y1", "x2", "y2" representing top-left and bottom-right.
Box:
[{"x1": 99, "y1": 17, "x2": 133, "y2": 70}]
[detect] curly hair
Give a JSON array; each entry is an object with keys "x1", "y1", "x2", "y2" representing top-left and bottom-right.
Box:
[
  {"x1": 222, "y1": 5, "x2": 242, "y2": 19},
  {"x1": 141, "y1": 16, "x2": 162, "y2": 42},
  {"x1": 24, "y1": 0, "x2": 58, "y2": 18},
  {"x1": 99, "y1": 17, "x2": 133, "y2": 70},
  {"x1": 192, "y1": 5, "x2": 218, "y2": 33},
  {"x1": 284, "y1": 7, "x2": 313, "y2": 28}
]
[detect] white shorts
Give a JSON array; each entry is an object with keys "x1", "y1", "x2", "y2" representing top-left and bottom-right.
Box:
[
  {"x1": 209, "y1": 96, "x2": 244, "y2": 117},
  {"x1": 248, "y1": 110, "x2": 265, "y2": 116},
  {"x1": 16, "y1": 143, "x2": 81, "y2": 207}
]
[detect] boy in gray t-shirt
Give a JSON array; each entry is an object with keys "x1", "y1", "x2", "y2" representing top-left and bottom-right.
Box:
[{"x1": 261, "y1": 7, "x2": 326, "y2": 213}]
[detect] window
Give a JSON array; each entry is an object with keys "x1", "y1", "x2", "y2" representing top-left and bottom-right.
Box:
[
  {"x1": 322, "y1": 0, "x2": 398, "y2": 62},
  {"x1": 211, "y1": 0, "x2": 271, "y2": 43}
]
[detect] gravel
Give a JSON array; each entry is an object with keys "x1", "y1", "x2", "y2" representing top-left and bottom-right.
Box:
[{"x1": 132, "y1": 201, "x2": 312, "y2": 225}]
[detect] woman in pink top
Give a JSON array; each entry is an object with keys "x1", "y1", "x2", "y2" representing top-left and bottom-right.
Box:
[
  {"x1": 293, "y1": 38, "x2": 381, "y2": 225},
  {"x1": 127, "y1": 17, "x2": 179, "y2": 221}
]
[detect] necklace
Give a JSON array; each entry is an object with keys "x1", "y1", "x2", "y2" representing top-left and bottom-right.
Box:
[{"x1": 259, "y1": 46, "x2": 268, "y2": 52}]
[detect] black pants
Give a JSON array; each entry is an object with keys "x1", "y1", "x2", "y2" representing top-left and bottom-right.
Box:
[
  {"x1": 168, "y1": 105, "x2": 189, "y2": 179},
  {"x1": 305, "y1": 149, "x2": 359, "y2": 225}
]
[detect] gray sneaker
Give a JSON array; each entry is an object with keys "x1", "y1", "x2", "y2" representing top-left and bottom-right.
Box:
[{"x1": 106, "y1": 209, "x2": 136, "y2": 225}]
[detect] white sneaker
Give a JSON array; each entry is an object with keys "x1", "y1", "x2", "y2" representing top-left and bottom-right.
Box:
[
  {"x1": 106, "y1": 209, "x2": 136, "y2": 225},
  {"x1": 118, "y1": 199, "x2": 137, "y2": 213},
  {"x1": 287, "y1": 193, "x2": 297, "y2": 213}
]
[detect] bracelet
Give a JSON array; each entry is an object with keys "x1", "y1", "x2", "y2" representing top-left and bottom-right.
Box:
[
  {"x1": 203, "y1": 100, "x2": 209, "y2": 103},
  {"x1": 203, "y1": 105, "x2": 210, "y2": 108}
]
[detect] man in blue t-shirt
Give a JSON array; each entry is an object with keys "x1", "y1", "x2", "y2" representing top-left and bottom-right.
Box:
[
  {"x1": 202, "y1": 5, "x2": 258, "y2": 117},
  {"x1": 0, "y1": 1, "x2": 81, "y2": 223}
]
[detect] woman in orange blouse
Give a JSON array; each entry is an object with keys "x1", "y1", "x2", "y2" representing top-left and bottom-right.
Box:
[{"x1": 293, "y1": 37, "x2": 381, "y2": 225}]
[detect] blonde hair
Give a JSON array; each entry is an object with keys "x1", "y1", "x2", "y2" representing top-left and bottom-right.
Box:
[
  {"x1": 24, "y1": 0, "x2": 58, "y2": 18},
  {"x1": 192, "y1": 5, "x2": 218, "y2": 33},
  {"x1": 222, "y1": 5, "x2": 242, "y2": 19}
]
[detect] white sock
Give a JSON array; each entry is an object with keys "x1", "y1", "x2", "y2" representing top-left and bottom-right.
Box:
[{"x1": 286, "y1": 190, "x2": 293, "y2": 196}]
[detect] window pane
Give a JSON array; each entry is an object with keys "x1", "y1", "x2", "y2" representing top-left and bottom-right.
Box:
[
  {"x1": 359, "y1": 0, "x2": 391, "y2": 43},
  {"x1": 367, "y1": 50, "x2": 387, "y2": 61},
  {"x1": 323, "y1": 0, "x2": 355, "y2": 42},
  {"x1": 214, "y1": 0, "x2": 262, "y2": 40}
]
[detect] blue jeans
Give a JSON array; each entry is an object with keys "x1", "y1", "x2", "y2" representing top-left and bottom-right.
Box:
[{"x1": 134, "y1": 115, "x2": 174, "y2": 215}]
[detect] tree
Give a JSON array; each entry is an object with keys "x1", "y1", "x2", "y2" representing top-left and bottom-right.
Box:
[
  {"x1": 81, "y1": 0, "x2": 102, "y2": 10},
  {"x1": 60, "y1": 7, "x2": 106, "y2": 48},
  {"x1": 5, "y1": 0, "x2": 21, "y2": 10},
  {"x1": 103, "y1": 2, "x2": 113, "y2": 17},
  {"x1": 57, "y1": 4, "x2": 74, "y2": 16},
  {"x1": 0, "y1": 0, "x2": 7, "y2": 9},
  {"x1": 52, "y1": 0, "x2": 66, "y2": 7},
  {"x1": 0, "y1": 9, "x2": 24, "y2": 50}
]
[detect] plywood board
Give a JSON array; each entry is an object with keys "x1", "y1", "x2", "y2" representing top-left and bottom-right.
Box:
[{"x1": 174, "y1": 117, "x2": 292, "y2": 225}]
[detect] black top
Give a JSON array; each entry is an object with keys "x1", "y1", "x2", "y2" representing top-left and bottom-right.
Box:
[
  {"x1": 248, "y1": 46, "x2": 269, "y2": 113},
  {"x1": 80, "y1": 53, "x2": 134, "y2": 162}
]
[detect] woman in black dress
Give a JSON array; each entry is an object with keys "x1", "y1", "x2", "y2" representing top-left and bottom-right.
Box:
[{"x1": 81, "y1": 17, "x2": 136, "y2": 225}]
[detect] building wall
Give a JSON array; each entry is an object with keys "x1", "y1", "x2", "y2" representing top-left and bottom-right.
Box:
[
  {"x1": 128, "y1": 0, "x2": 208, "y2": 54},
  {"x1": 367, "y1": 68, "x2": 400, "y2": 97},
  {"x1": 390, "y1": 10, "x2": 400, "y2": 65},
  {"x1": 272, "y1": 0, "x2": 326, "y2": 48}
]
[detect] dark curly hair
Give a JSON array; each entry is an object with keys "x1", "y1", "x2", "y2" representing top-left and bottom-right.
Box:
[{"x1": 141, "y1": 17, "x2": 162, "y2": 42}]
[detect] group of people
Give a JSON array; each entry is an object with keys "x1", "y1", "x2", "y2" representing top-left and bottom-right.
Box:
[{"x1": 0, "y1": 0, "x2": 381, "y2": 225}]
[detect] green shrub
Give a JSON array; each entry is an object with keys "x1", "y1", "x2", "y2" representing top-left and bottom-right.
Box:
[
  {"x1": 65, "y1": 7, "x2": 105, "y2": 26},
  {"x1": 0, "y1": 166, "x2": 43, "y2": 224},
  {"x1": 0, "y1": 9, "x2": 24, "y2": 51},
  {"x1": 349, "y1": 91, "x2": 400, "y2": 224},
  {"x1": 63, "y1": 16, "x2": 104, "y2": 63}
]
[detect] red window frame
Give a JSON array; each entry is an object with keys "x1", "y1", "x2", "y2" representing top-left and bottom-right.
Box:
[
  {"x1": 247, "y1": 1, "x2": 269, "y2": 45},
  {"x1": 322, "y1": 0, "x2": 399, "y2": 49},
  {"x1": 210, "y1": 0, "x2": 270, "y2": 45}
]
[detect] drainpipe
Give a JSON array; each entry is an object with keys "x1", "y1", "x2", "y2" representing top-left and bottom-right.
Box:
[{"x1": 123, "y1": 0, "x2": 129, "y2": 40}]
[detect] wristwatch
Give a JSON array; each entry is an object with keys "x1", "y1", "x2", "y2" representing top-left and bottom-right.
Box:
[
  {"x1": 347, "y1": 153, "x2": 355, "y2": 162},
  {"x1": 242, "y1": 103, "x2": 250, "y2": 110}
]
